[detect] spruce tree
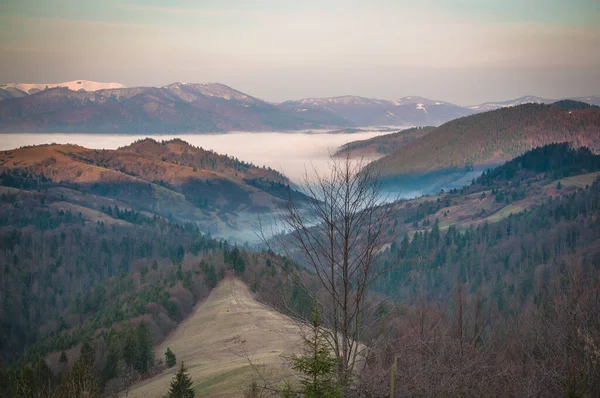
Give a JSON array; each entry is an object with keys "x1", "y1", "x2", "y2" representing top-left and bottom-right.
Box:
[
  {"x1": 168, "y1": 362, "x2": 195, "y2": 398},
  {"x1": 136, "y1": 322, "x2": 155, "y2": 373},
  {"x1": 59, "y1": 351, "x2": 68, "y2": 365},
  {"x1": 165, "y1": 347, "x2": 177, "y2": 368},
  {"x1": 205, "y1": 265, "x2": 217, "y2": 289},
  {"x1": 122, "y1": 328, "x2": 138, "y2": 369},
  {"x1": 80, "y1": 340, "x2": 94, "y2": 366},
  {"x1": 59, "y1": 358, "x2": 101, "y2": 398},
  {"x1": 103, "y1": 332, "x2": 120, "y2": 382},
  {"x1": 289, "y1": 300, "x2": 341, "y2": 398}
]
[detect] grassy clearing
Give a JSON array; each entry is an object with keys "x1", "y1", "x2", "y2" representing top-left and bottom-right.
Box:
[
  {"x1": 49, "y1": 201, "x2": 130, "y2": 226},
  {"x1": 557, "y1": 171, "x2": 600, "y2": 189},
  {"x1": 126, "y1": 279, "x2": 302, "y2": 398},
  {"x1": 194, "y1": 366, "x2": 254, "y2": 396},
  {"x1": 483, "y1": 203, "x2": 527, "y2": 223}
]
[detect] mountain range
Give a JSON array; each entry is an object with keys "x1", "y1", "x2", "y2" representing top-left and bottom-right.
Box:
[
  {"x1": 1, "y1": 80, "x2": 598, "y2": 133},
  {"x1": 0, "y1": 80, "x2": 125, "y2": 98}
]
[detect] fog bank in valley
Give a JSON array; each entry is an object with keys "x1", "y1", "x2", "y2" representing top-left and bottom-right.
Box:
[{"x1": 0, "y1": 131, "x2": 389, "y2": 184}]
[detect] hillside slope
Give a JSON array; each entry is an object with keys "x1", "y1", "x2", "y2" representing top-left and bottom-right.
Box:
[
  {"x1": 335, "y1": 126, "x2": 436, "y2": 158},
  {"x1": 371, "y1": 103, "x2": 600, "y2": 180},
  {"x1": 127, "y1": 278, "x2": 301, "y2": 397},
  {"x1": 0, "y1": 139, "x2": 305, "y2": 239}
]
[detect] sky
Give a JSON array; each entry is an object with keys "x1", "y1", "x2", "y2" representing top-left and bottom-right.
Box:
[{"x1": 1, "y1": 0, "x2": 599, "y2": 105}]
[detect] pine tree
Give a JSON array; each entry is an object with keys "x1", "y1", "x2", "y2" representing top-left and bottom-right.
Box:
[
  {"x1": 289, "y1": 300, "x2": 341, "y2": 398},
  {"x1": 226, "y1": 247, "x2": 245, "y2": 275},
  {"x1": 80, "y1": 340, "x2": 94, "y2": 366},
  {"x1": 103, "y1": 331, "x2": 120, "y2": 381},
  {"x1": 59, "y1": 358, "x2": 101, "y2": 398},
  {"x1": 204, "y1": 265, "x2": 218, "y2": 289},
  {"x1": 136, "y1": 322, "x2": 155, "y2": 373},
  {"x1": 59, "y1": 351, "x2": 68, "y2": 365},
  {"x1": 123, "y1": 328, "x2": 138, "y2": 369},
  {"x1": 168, "y1": 362, "x2": 195, "y2": 398},
  {"x1": 165, "y1": 347, "x2": 177, "y2": 368}
]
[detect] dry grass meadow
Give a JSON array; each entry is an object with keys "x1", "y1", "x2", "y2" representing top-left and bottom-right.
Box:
[{"x1": 125, "y1": 278, "x2": 303, "y2": 397}]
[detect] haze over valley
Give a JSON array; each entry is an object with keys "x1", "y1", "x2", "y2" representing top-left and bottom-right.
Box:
[{"x1": 0, "y1": 131, "x2": 389, "y2": 185}]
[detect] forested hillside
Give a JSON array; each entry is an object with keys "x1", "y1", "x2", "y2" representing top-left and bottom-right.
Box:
[
  {"x1": 335, "y1": 126, "x2": 435, "y2": 158},
  {"x1": 0, "y1": 139, "x2": 308, "y2": 240},
  {"x1": 376, "y1": 176, "x2": 600, "y2": 302},
  {"x1": 357, "y1": 145, "x2": 600, "y2": 396},
  {"x1": 0, "y1": 168, "x2": 315, "y2": 396},
  {"x1": 370, "y1": 103, "x2": 600, "y2": 178},
  {"x1": 265, "y1": 143, "x2": 600, "y2": 397}
]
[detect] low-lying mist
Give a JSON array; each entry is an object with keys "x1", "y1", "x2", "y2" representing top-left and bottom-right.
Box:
[
  {"x1": 0, "y1": 131, "x2": 388, "y2": 184},
  {"x1": 0, "y1": 131, "x2": 487, "y2": 245}
]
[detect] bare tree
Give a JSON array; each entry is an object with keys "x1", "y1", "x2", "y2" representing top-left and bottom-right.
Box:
[{"x1": 264, "y1": 153, "x2": 397, "y2": 390}]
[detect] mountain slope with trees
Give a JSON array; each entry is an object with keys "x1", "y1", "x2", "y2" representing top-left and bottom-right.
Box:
[
  {"x1": 0, "y1": 168, "x2": 315, "y2": 396},
  {"x1": 2, "y1": 143, "x2": 600, "y2": 397},
  {"x1": 262, "y1": 144, "x2": 600, "y2": 396},
  {"x1": 126, "y1": 278, "x2": 303, "y2": 398},
  {"x1": 0, "y1": 139, "x2": 308, "y2": 239},
  {"x1": 335, "y1": 126, "x2": 436, "y2": 158},
  {"x1": 369, "y1": 103, "x2": 600, "y2": 180}
]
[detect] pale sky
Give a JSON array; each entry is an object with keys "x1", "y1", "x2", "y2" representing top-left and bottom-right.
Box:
[{"x1": 1, "y1": 0, "x2": 599, "y2": 105}]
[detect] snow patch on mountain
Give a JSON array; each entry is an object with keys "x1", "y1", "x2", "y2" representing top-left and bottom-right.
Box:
[
  {"x1": 468, "y1": 96, "x2": 553, "y2": 111},
  {"x1": 4, "y1": 80, "x2": 125, "y2": 93}
]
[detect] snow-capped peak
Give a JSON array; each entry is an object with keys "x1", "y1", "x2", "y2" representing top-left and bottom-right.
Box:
[
  {"x1": 393, "y1": 96, "x2": 448, "y2": 106},
  {"x1": 3, "y1": 80, "x2": 125, "y2": 94},
  {"x1": 468, "y1": 95, "x2": 554, "y2": 111}
]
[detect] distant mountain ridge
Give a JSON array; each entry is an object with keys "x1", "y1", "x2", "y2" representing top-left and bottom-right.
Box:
[
  {"x1": 0, "y1": 83, "x2": 314, "y2": 133},
  {"x1": 0, "y1": 80, "x2": 125, "y2": 97},
  {"x1": 468, "y1": 95, "x2": 600, "y2": 111},
  {"x1": 279, "y1": 95, "x2": 474, "y2": 127},
  {"x1": 0, "y1": 80, "x2": 598, "y2": 133}
]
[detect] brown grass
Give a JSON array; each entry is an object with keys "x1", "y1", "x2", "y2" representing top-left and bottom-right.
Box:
[
  {"x1": 49, "y1": 201, "x2": 131, "y2": 226},
  {"x1": 125, "y1": 278, "x2": 302, "y2": 397}
]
